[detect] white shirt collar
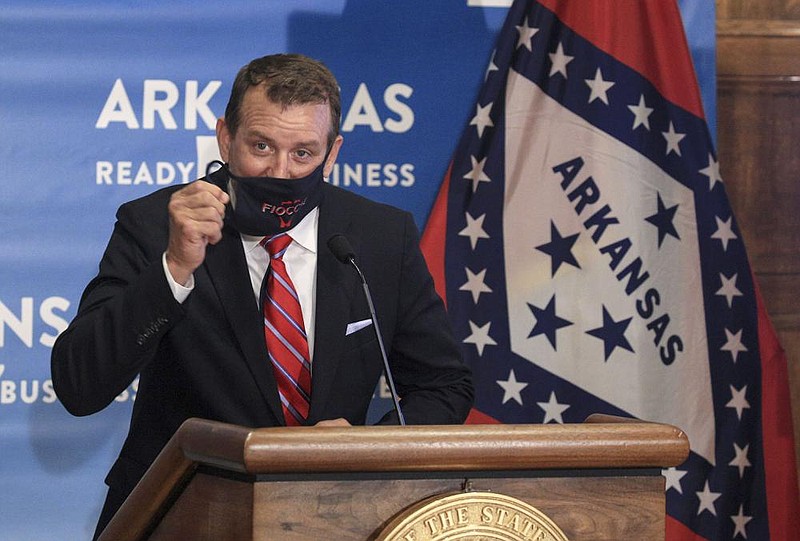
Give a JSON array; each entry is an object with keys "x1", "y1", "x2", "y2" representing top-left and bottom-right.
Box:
[{"x1": 239, "y1": 207, "x2": 319, "y2": 255}]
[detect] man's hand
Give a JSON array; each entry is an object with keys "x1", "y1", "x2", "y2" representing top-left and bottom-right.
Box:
[
  {"x1": 166, "y1": 181, "x2": 229, "y2": 285},
  {"x1": 314, "y1": 418, "x2": 352, "y2": 427}
]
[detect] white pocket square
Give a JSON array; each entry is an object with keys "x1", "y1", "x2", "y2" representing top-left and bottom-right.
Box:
[{"x1": 346, "y1": 318, "x2": 373, "y2": 336}]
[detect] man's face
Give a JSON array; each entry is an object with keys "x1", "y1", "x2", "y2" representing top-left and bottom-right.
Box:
[{"x1": 216, "y1": 84, "x2": 342, "y2": 180}]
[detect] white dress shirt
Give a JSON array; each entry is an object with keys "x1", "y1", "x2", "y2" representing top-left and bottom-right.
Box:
[{"x1": 163, "y1": 207, "x2": 319, "y2": 361}]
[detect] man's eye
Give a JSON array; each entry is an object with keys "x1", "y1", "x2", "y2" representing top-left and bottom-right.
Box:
[
  {"x1": 296, "y1": 150, "x2": 310, "y2": 158},
  {"x1": 256, "y1": 142, "x2": 268, "y2": 151}
]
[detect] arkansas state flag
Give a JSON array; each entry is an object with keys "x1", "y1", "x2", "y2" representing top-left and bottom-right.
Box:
[{"x1": 421, "y1": 1, "x2": 800, "y2": 539}]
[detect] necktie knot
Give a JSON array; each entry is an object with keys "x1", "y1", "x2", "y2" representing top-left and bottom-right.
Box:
[{"x1": 262, "y1": 233, "x2": 292, "y2": 259}]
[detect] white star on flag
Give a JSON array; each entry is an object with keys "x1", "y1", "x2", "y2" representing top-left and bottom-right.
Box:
[
  {"x1": 458, "y1": 212, "x2": 490, "y2": 250},
  {"x1": 469, "y1": 102, "x2": 494, "y2": 138},
  {"x1": 515, "y1": 18, "x2": 538, "y2": 51},
  {"x1": 696, "y1": 481, "x2": 722, "y2": 516},
  {"x1": 716, "y1": 273, "x2": 743, "y2": 308},
  {"x1": 463, "y1": 155, "x2": 492, "y2": 192},
  {"x1": 537, "y1": 391, "x2": 569, "y2": 424},
  {"x1": 463, "y1": 320, "x2": 497, "y2": 356},
  {"x1": 627, "y1": 94, "x2": 653, "y2": 130},
  {"x1": 485, "y1": 50, "x2": 498, "y2": 81},
  {"x1": 726, "y1": 384, "x2": 751, "y2": 420},
  {"x1": 729, "y1": 442, "x2": 751, "y2": 478},
  {"x1": 721, "y1": 327, "x2": 748, "y2": 363},
  {"x1": 459, "y1": 267, "x2": 493, "y2": 304},
  {"x1": 662, "y1": 121, "x2": 686, "y2": 156},
  {"x1": 662, "y1": 467, "x2": 688, "y2": 494},
  {"x1": 711, "y1": 215, "x2": 738, "y2": 251},
  {"x1": 497, "y1": 369, "x2": 528, "y2": 405},
  {"x1": 699, "y1": 153, "x2": 723, "y2": 191},
  {"x1": 548, "y1": 42, "x2": 573, "y2": 78},
  {"x1": 584, "y1": 68, "x2": 615, "y2": 104},
  {"x1": 731, "y1": 504, "x2": 753, "y2": 539}
]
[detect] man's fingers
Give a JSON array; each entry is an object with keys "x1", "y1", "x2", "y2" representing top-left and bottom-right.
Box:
[
  {"x1": 170, "y1": 182, "x2": 228, "y2": 218},
  {"x1": 314, "y1": 418, "x2": 352, "y2": 427},
  {"x1": 181, "y1": 206, "x2": 225, "y2": 228},
  {"x1": 166, "y1": 181, "x2": 230, "y2": 280}
]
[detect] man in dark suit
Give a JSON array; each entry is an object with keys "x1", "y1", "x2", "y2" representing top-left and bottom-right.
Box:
[{"x1": 51, "y1": 53, "x2": 473, "y2": 538}]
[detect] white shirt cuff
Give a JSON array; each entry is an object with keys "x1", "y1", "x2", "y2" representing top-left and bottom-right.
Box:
[{"x1": 162, "y1": 252, "x2": 194, "y2": 303}]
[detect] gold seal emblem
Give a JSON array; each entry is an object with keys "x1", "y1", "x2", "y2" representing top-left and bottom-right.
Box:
[{"x1": 376, "y1": 491, "x2": 569, "y2": 541}]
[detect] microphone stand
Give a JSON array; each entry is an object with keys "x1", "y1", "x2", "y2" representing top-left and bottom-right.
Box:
[
  {"x1": 349, "y1": 256, "x2": 406, "y2": 426},
  {"x1": 327, "y1": 234, "x2": 406, "y2": 426}
]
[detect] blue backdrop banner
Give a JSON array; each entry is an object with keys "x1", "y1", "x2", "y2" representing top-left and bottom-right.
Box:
[{"x1": 0, "y1": 1, "x2": 713, "y2": 538}]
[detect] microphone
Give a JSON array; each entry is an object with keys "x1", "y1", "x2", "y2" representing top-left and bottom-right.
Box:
[{"x1": 327, "y1": 234, "x2": 406, "y2": 426}]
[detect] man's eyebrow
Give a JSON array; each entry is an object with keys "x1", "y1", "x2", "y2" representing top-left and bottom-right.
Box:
[
  {"x1": 245, "y1": 130, "x2": 323, "y2": 151},
  {"x1": 244, "y1": 128, "x2": 274, "y2": 142},
  {"x1": 295, "y1": 140, "x2": 324, "y2": 151}
]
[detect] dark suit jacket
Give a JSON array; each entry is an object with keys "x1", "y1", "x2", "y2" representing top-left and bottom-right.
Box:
[{"x1": 51, "y1": 181, "x2": 473, "y2": 535}]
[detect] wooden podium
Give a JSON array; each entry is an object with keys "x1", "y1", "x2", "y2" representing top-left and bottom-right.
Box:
[{"x1": 99, "y1": 415, "x2": 689, "y2": 540}]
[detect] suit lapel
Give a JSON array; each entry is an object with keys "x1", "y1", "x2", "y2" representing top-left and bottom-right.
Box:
[
  {"x1": 203, "y1": 218, "x2": 284, "y2": 423},
  {"x1": 308, "y1": 188, "x2": 359, "y2": 423}
]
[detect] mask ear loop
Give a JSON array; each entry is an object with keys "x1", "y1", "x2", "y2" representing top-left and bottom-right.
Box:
[
  {"x1": 321, "y1": 139, "x2": 337, "y2": 181},
  {"x1": 205, "y1": 159, "x2": 226, "y2": 180}
]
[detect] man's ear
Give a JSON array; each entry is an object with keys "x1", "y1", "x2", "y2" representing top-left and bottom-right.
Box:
[
  {"x1": 323, "y1": 135, "x2": 344, "y2": 178},
  {"x1": 216, "y1": 117, "x2": 230, "y2": 163}
]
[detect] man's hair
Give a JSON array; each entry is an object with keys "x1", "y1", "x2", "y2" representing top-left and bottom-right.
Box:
[{"x1": 224, "y1": 53, "x2": 341, "y2": 147}]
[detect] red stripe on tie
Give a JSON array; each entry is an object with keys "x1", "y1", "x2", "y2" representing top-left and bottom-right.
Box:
[{"x1": 262, "y1": 234, "x2": 311, "y2": 426}]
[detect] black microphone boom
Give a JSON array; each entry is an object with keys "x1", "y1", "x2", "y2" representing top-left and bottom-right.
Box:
[{"x1": 327, "y1": 234, "x2": 406, "y2": 426}]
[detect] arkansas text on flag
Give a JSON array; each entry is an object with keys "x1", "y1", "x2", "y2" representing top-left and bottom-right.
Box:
[{"x1": 421, "y1": 1, "x2": 800, "y2": 539}]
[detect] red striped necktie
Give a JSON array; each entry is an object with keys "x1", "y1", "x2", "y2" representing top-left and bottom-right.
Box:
[{"x1": 261, "y1": 233, "x2": 311, "y2": 426}]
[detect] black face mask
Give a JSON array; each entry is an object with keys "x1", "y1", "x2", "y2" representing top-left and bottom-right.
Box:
[{"x1": 207, "y1": 159, "x2": 326, "y2": 237}]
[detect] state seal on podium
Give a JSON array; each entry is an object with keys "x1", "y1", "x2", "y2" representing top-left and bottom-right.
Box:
[{"x1": 376, "y1": 491, "x2": 569, "y2": 541}]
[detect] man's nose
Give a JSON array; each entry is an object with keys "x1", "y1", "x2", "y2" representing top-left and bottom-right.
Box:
[{"x1": 264, "y1": 153, "x2": 291, "y2": 179}]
